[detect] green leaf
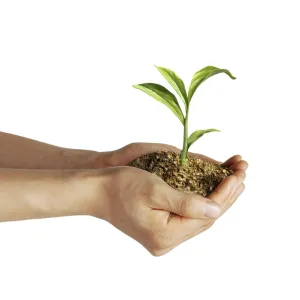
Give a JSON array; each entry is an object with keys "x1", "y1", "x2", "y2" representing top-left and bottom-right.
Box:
[
  {"x1": 155, "y1": 66, "x2": 188, "y2": 109},
  {"x1": 188, "y1": 66, "x2": 236, "y2": 102},
  {"x1": 133, "y1": 83, "x2": 184, "y2": 124},
  {"x1": 187, "y1": 129, "x2": 220, "y2": 150}
]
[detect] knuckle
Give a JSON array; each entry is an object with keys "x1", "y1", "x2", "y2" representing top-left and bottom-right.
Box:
[
  {"x1": 151, "y1": 234, "x2": 166, "y2": 250},
  {"x1": 125, "y1": 143, "x2": 141, "y2": 154},
  {"x1": 148, "y1": 249, "x2": 161, "y2": 257},
  {"x1": 142, "y1": 184, "x2": 155, "y2": 201},
  {"x1": 144, "y1": 182, "x2": 162, "y2": 204},
  {"x1": 147, "y1": 230, "x2": 172, "y2": 255},
  {"x1": 120, "y1": 143, "x2": 140, "y2": 157},
  {"x1": 149, "y1": 211, "x2": 168, "y2": 231},
  {"x1": 148, "y1": 248, "x2": 170, "y2": 257},
  {"x1": 127, "y1": 142, "x2": 139, "y2": 149},
  {"x1": 179, "y1": 194, "x2": 193, "y2": 216}
]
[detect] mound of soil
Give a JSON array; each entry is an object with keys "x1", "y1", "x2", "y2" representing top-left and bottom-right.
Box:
[{"x1": 129, "y1": 151, "x2": 232, "y2": 197}]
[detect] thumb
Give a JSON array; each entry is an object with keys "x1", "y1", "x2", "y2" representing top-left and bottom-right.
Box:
[{"x1": 161, "y1": 187, "x2": 221, "y2": 219}]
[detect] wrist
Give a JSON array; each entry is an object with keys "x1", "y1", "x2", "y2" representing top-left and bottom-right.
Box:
[
  {"x1": 59, "y1": 148, "x2": 114, "y2": 169},
  {"x1": 24, "y1": 169, "x2": 110, "y2": 220},
  {"x1": 72, "y1": 168, "x2": 111, "y2": 219}
]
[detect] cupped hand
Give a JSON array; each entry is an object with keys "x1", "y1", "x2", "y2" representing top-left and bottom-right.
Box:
[
  {"x1": 107, "y1": 142, "x2": 218, "y2": 166},
  {"x1": 107, "y1": 142, "x2": 247, "y2": 171},
  {"x1": 92, "y1": 155, "x2": 247, "y2": 256}
]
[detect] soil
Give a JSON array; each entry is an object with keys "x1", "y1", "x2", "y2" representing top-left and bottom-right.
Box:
[{"x1": 128, "y1": 151, "x2": 232, "y2": 197}]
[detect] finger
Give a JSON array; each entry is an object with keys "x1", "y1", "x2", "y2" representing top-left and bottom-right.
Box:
[
  {"x1": 156, "y1": 221, "x2": 214, "y2": 256},
  {"x1": 231, "y1": 160, "x2": 248, "y2": 172},
  {"x1": 172, "y1": 183, "x2": 245, "y2": 246},
  {"x1": 157, "y1": 175, "x2": 244, "y2": 253},
  {"x1": 227, "y1": 170, "x2": 246, "y2": 201},
  {"x1": 233, "y1": 169, "x2": 246, "y2": 181},
  {"x1": 207, "y1": 175, "x2": 237, "y2": 206},
  {"x1": 150, "y1": 185, "x2": 221, "y2": 220},
  {"x1": 188, "y1": 154, "x2": 243, "y2": 170},
  {"x1": 221, "y1": 155, "x2": 242, "y2": 168},
  {"x1": 221, "y1": 183, "x2": 245, "y2": 215}
]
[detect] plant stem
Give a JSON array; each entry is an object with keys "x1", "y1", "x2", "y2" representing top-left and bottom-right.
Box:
[{"x1": 180, "y1": 105, "x2": 189, "y2": 166}]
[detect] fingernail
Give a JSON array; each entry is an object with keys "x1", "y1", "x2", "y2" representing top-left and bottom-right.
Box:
[{"x1": 205, "y1": 201, "x2": 221, "y2": 218}]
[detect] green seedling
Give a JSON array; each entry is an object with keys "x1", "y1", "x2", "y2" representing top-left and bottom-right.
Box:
[{"x1": 133, "y1": 66, "x2": 235, "y2": 165}]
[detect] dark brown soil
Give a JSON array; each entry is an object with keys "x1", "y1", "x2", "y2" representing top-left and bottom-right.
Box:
[{"x1": 129, "y1": 151, "x2": 232, "y2": 197}]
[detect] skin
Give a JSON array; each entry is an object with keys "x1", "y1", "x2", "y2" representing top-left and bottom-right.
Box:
[{"x1": 0, "y1": 132, "x2": 248, "y2": 256}]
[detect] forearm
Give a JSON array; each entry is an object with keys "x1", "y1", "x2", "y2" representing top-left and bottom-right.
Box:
[
  {"x1": 0, "y1": 168, "x2": 106, "y2": 222},
  {"x1": 0, "y1": 131, "x2": 112, "y2": 169}
]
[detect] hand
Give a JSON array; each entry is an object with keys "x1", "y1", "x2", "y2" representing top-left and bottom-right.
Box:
[
  {"x1": 91, "y1": 157, "x2": 247, "y2": 256},
  {"x1": 105, "y1": 142, "x2": 247, "y2": 169},
  {"x1": 103, "y1": 142, "x2": 248, "y2": 207}
]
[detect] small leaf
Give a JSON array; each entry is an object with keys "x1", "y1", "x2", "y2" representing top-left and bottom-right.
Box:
[
  {"x1": 188, "y1": 66, "x2": 236, "y2": 102},
  {"x1": 155, "y1": 66, "x2": 188, "y2": 109},
  {"x1": 187, "y1": 129, "x2": 220, "y2": 150},
  {"x1": 133, "y1": 83, "x2": 184, "y2": 124}
]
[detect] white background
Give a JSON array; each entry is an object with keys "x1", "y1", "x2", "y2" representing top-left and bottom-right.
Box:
[{"x1": 0, "y1": 0, "x2": 299, "y2": 299}]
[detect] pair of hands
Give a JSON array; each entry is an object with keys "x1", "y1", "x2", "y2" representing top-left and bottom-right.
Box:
[{"x1": 89, "y1": 143, "x2": 247, "y2": 256}]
